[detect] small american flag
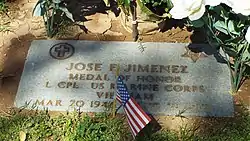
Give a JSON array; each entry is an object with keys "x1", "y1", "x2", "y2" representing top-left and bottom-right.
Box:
[{"x1": 116, "y1": 76, "x2": 151, "y2": 137}]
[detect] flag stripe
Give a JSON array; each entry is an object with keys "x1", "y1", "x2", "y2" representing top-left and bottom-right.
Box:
[
  {"x1": 116, "y1": 90, "x2": 120, "y2": 95},
  {"x1": 124, "y1": 108, "x2": 140, "y2": 134},
  {"x1": 125, "y1": 114, "x2": 136, "y2": 137},
  {"x1": 131, "y1": 98, "x2": 151, "y2": 122},
  {"x1": 125, "y1": 103, "x2": 144, "y2": 130},
  {"x1": 124, "y1": 108, "x2": 139, "y2": 136},
  {"x1": 116, "y1": 93, "x2": 122, "y2": 103},
  {"x1": 130, "y1": 98, "x2": 151, "y2": 123},
  {"x1": 126, "y1": 99, "x2": 146, "y2": 128}
]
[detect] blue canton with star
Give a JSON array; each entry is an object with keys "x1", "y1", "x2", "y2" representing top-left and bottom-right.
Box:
[{"x1": 117, "y1": 76, "x2": 131, "y2": 105}]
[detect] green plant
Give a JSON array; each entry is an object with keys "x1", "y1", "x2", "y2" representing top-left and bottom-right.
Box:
[
  {"x1": 0, "y1": 0, "x2": 7, "y2": 12},
  {"x1": 117, "y1": 0, "x2": 172, "y2": 21},
  {"x1": 192, "y1": 4, "x2": 250, "y2": 94},
  {"x1": 169, "y1": 1, "x2": 250, "y2": 93},
  {"x1": 0, "y1": 110, "x2": 129, "y2": 140},
  {"x1": 135, "y1": 122, "x2": 179, "y2": 141},
  {"x1": 179, "y1": 124, "x2": 200, "y2": 141},
  {"x1": 54, "y1": 19, "x2": 74, "y2": 38},
  {"x1": 2, "y1": 107, "x2": 250, "y2": 140},
  {"x1": 143, "y1": 0, "x2": 169, "y2": 7},
  {"x1": 33, "y1": 0, "x2": 74, "y2": 38},
  {"x1": 0, "y1": 22, "x2": 10, "y2": 32},
  {"x1": 137, "y1": 0, "x2": 171, "y2": 21}
]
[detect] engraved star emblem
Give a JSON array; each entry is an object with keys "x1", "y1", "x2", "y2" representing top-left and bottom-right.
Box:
[{"x1": 181, "y1": 46, "x2": 208, "y2": 62}]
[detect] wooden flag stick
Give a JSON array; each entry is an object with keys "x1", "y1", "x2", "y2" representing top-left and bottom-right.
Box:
[{"x1": 112, "y1": 64, "x2": 120, "y2": 117}]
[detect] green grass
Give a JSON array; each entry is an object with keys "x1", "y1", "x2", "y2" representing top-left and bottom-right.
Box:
[
  {"x1": 0, "y1": 110, "x2": 130, "y2": 141},
  {"x1": 0, "y1": 22, "x2": 10, "y2": 32},
  {"x1": 1, "y1": 106, "x2": 250, "y2": 141},
  {"x1": 0, "y1": 0, "x2": 7, "y2": 12}
]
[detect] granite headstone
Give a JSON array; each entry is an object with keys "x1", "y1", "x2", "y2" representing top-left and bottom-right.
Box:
[{"x1": 15, "y1": 40, "x2": 234, "y2": 117}]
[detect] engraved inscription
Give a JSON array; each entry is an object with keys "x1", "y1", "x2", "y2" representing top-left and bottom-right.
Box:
[
  {"x1": 38, "y1": 62, "x2": 211, "y2": 113},
  {"x1": 15, "y1": 42, "x2": 232, "y2": 117}
]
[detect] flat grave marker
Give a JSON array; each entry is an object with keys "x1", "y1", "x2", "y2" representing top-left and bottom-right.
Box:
[{"x1": 15, "y1": 40, "x2": 234, "y2": 117}]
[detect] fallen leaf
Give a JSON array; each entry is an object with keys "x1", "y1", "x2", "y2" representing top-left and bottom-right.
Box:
[{"x1": 19, "y1": 131, "x2": 26, "y2": 141}]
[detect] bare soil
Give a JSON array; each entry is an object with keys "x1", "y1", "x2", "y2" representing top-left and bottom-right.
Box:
[{"x1": 0, "y1": 0, "x2": 249, "y2": 135}]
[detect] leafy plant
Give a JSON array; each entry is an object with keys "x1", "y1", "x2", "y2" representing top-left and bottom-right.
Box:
[
  {"x1": 191, "y1": 4, "x2": 250, "y2": 93},
  {"x1": 33, "y1": 0, "x2": 74, "y2": 38},
  {"x1": 137, "y1": 0, "x2": 171, "y2": 21},
  {"x1": 143, "y1": 0, "x2": 169, "y2": 7},
  {"x1": 169, "y1": 1, "x2": 250, "y2": 93},
  {"x1": 117, "y1": 0, "x2": 172, "y2": 22},
  {"x1": 142, "y1": 0, "x2": 173, "y2": 15}
]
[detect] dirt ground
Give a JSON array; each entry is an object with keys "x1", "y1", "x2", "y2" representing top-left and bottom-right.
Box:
[{"x1": 0, "y1": 0, "x2": 250, "y2": 134}]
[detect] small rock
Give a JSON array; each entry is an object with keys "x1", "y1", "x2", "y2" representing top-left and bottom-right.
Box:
[{"x1": 84, "y1": 13, "x2": 111, "y2": 34}]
